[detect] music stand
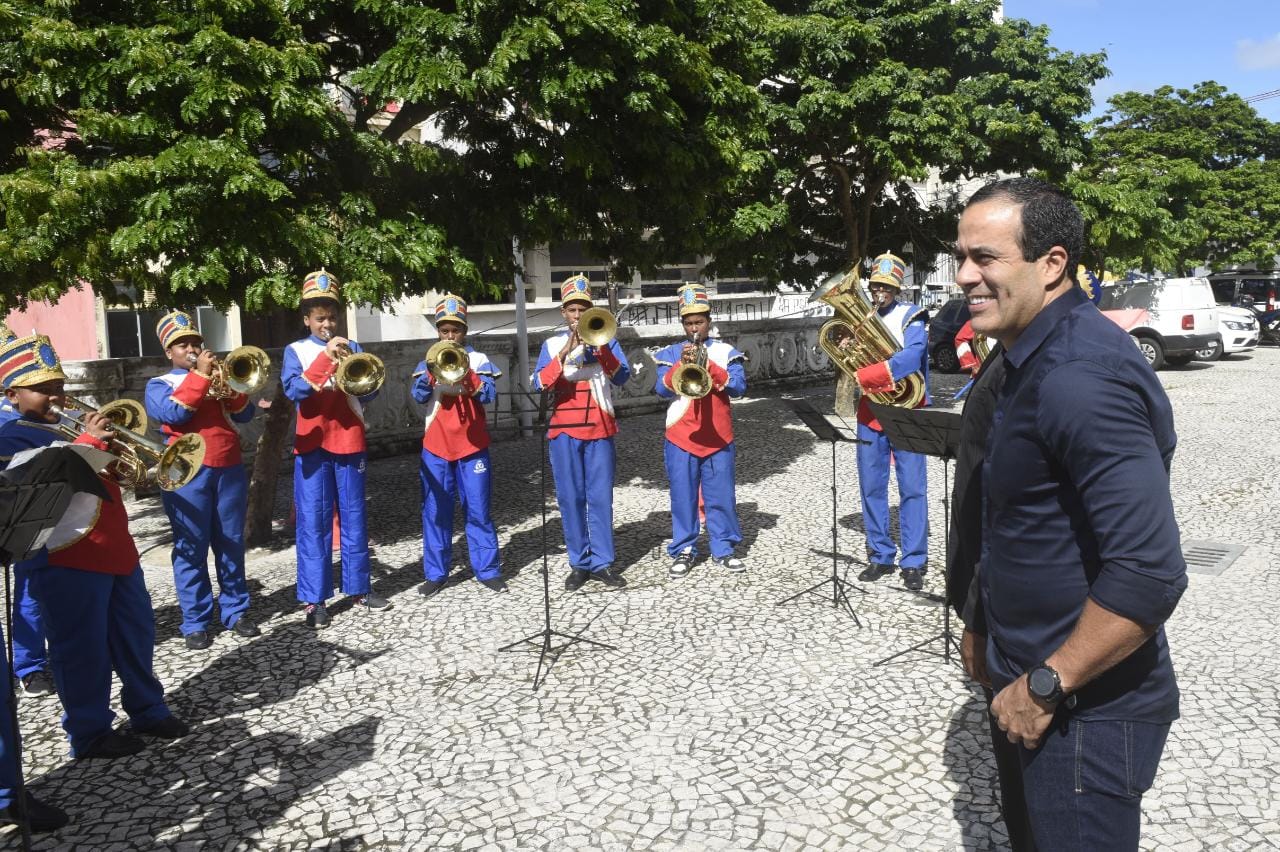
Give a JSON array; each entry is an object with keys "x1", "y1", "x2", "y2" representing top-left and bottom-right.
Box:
[
  {"x1": 497, "y1": 380, "x2": 616, "y2": 691},
  {"x1": 0, "y1": 446, "x2": 110, "y2": 850},
  {"x1": 865, "y1": 402, "x2": 964, "y2": 668},
  {"x1": 775, "y1": 398, "x2": 868, "y2": 625}
]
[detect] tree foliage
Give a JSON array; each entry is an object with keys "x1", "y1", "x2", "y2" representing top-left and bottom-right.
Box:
[
  {"x1": 1067, "y1": 81, "x2": 1280, "y2": 276},
  {"x1": 0, "y1": 0, "x2": 767, "y2": 311},
  {"x1": 706, "y1": 0, "x2": 1105, "y2": 285}
]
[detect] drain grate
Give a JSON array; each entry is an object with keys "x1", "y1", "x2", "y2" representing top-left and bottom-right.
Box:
[{"x1": 1181, "y1": 540, "x2": 1246, "y2": 576}]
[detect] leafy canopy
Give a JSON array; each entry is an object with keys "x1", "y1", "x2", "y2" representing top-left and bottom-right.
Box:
[
  {"x1": 1067, "y1": 81, "x2": 1280, "y2": 276},
  {"x1": 0, "y1": 0, "x2": 767, "y2": 311},
  {"x1": 708, "y1": 0, "x2": 1105, "y2": 284}
]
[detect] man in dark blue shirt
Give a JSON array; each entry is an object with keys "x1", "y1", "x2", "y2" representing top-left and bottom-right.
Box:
[{"x1": 954, "y1": 177, "x2": 1187, "y2": 851}]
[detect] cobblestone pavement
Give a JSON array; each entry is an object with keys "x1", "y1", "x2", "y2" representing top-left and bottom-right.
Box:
[{"x1": 8, "y1": 349, "x2": 1280, "y2": 850}]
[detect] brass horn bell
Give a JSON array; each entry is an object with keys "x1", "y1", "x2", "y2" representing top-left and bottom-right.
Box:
[
  {"x1": 425, "y1": 340, "x2": 469, "y2": 384},
  {"x1": 576, "y1": 307, "x2": 617, "y2": 348}
]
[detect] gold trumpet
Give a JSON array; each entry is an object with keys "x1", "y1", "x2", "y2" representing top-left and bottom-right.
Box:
[
  {"x1": 193, "y1": 345, "x2": 272, "y2": 399},
  {"x1": 317, "y1": 331, "x2": 386, "y2": 396},
  {"x1": 51, "y1": 395, "x2": 206, "y2": 491},
  {"x1": 425, "y1": 340, "x2": 469, "y2": 384},
  {"x1": 575, "y1": 306, "x2": 618, "y2": 348},
  {"x1": 670, "y1": 335, "x2": 712, "y2": 399}
]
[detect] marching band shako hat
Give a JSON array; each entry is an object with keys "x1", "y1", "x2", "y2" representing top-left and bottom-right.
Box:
[
  {"x1": 301, "y1": 269, "x2": 341, "y2": 304},
  {"x1": 869, "y1": 253, "x2": 907, "y2": 290},
  {"x1": 433, "y1": 294, "x2": 468, "y2": 327},
  {"x1": 677, "y1": 282, "x2": 711, "y2": 316},
  {"x1": 560, "y1": 274, "x2": 593, "y2": 307},
  {"x1": 0, "y1": 324, "x2": 15, "y2": 347},
  {"x1": 155, "y1": 310, "x2": 203, "y2": 350},
  {"x1": 0, "y1": 333, "x2": 66, "y2": 389},
  {"x1": 1079, "y1": 267, "x2": 1104, "y2": 305}
]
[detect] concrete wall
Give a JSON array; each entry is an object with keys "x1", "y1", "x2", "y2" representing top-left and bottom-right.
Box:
[{"x1": 61, "y1": 315, "x2": 836, "y2": 462}]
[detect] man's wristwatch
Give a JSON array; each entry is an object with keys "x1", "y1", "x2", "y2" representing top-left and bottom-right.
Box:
[{"x1": 1027, "y1": 662, "x2": 1066, "y2": 705}]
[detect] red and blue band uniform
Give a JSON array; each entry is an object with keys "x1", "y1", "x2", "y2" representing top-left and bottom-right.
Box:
[
  {"x1": 0, "y1": 402, "x2": 45, "y2": 685},
  {"x1": 0, "y1": 421, "x2": 178, "y2": 757},
  {"x1": 532, "y1": 336, "x2": 631, "y2": 573},
  {"x1": 145, "y1": 368, "x2": 254, "y2": 637},
  {"x1": 411, "y1": 348, "x2": 502, "y2": 582},
  {"x1": 955, "y1": 320, "x2": 981, "y2": 374},
  {"x1": 653, "y1": 338, "x2": 747, "y2": 560},
  {"x1": 854, "y1": 300, "x2": 931, "y2": 571},
  {"x1": 282, "y1": 335, "x2": 379, "y2": 605}
]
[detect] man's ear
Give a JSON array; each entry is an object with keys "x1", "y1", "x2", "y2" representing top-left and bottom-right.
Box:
[
  {"x1": 4, "y1": 388, "x2": 18, "y2": 403},
  {"x1": 1041, "y1": 245, "x2": 1070, "y2": 286}
]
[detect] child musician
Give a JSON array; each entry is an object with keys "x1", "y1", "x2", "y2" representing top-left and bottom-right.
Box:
[
  {"x1": 281, "y1": 270, "x2": 389, "y2": 628},
  {"x1": 653, "y1": 284, "x2": 748, "y2": 577},
  {"x1": 411, "y1": 295, "x2": 505, "y2": 596},
  {"x1": 144, "y1": 311, "x2": 258, "y2": 650},
  {"x1": 532, "y1": 275, "x2": 631, "y2": 591},
  {"x1": 0, "y1": 334, "x2": 188, "y2": 759}
]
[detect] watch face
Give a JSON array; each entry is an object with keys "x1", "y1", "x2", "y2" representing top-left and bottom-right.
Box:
[{"x1": 1029, "y1": 667, "x2": 1057, "y2": 698}]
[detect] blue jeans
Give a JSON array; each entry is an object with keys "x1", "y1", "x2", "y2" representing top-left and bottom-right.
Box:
[{"x1": 1019, "y1": 717, "x2": 1170, "y2": 851}]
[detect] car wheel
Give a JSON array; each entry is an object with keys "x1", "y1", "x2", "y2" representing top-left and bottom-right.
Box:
[
  {"x1": 1194, "y1": 339, "x2": 1223, "y2": 361},
  {"x1": 933, "y1": 343, "x2": 959, "y2": 373},
  {"x1": 1134, "y1": 335, "x2": 1165, "y2": 370}
]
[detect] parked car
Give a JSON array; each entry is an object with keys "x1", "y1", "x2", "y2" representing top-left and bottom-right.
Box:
[
  {"x1": 1207, "y1": 273, "x2": 1279, "y2": 312},
  {"x1": 1196, "y1": 305, "x2": 1258, "y2": 360},
  {"x1": 927, "y1": 296, "x2": 969, "y2": 372},
  {"x1": 1099, "y1": 278, "x2": 1220, "y2": 370}
]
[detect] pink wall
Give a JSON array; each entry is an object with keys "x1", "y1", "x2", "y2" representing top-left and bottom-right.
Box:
[{"x1": 5, "y1": 284, "x2": 100, "y2": 361}]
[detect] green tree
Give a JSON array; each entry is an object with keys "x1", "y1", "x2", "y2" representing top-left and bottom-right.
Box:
[
  {"x1": 1069, "y1": 82, "x2": 1280, "y2": 276},
  {"x1": 707, "y1": 0, "x2": 1105, "y2": 285},
  {"x1": 0, "y1": 0, "x2": 766, "y2": 310}
]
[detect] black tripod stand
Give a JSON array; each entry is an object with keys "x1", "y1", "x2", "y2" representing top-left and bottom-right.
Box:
[
  {"x1": 775, "y1": 399, "x2": 868, "y2": 624},
  {"x1": 497, "y1": 387, "x2": 615, "y2": 691},
  {"x1": 866, "y1": 402, "x2": 963, "y2": 668},
  {"x1": 0, "y1": 445, "x2": 111, "y2": 849}
]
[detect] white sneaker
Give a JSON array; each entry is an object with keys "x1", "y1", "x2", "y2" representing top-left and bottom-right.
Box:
[
  {"x1": 669, "y1": 553, "x2": 693, "y2": 578},
  {"x1": 714, "y1": 555, "x2": 746, "y2": 573}
]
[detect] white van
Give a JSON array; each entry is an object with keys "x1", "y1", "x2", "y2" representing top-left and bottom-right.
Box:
[{"x1": 1099, "y1": 278, "x2": 1221, "y2": 370}]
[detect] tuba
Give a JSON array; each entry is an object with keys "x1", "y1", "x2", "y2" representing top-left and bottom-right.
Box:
[
  {"x1": 812, "y1": 269, "x2": 925, "y2": 408},
  {"x1": 575, "y1": 306, "x2": 617, "y2": 348},
  {"x1": 425, "y1": 340, "x2": 469, "y2": 384},
  {"x1": 669, "y1": 335, "x2": 712, "y2": 399},
  {"x1": 51, "y1": 395, "x2": 206, "y2": 491}
]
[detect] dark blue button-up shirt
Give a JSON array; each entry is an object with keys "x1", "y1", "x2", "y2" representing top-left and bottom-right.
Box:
[{"x1": 981, "y1": 286, "x2": 1187, "y2": 723}]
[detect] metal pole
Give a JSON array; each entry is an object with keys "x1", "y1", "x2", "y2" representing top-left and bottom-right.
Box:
[{"x1": 513, "y1": 240, "x2": 534, "y2": 437}]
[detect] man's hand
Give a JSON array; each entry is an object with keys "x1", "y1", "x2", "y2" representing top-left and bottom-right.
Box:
[
  {"x1": 991, "y1": 673, "x2": 1057, "y2": 750},
  {"x1": 558, "y1": 327, "x2": 581, "y2": 363},
  {"x1": 194, "y1": 349, "x2": 217, "y2": 375},
  {"x1": 80, "y1": 411, "x2": 115, "y2": 441},
  {"x1": 961, "y1": 629, "x2": 991, "y2": 688},
  {"x1": 680, "y1": 343, "x2": 699, "y2": 363}
]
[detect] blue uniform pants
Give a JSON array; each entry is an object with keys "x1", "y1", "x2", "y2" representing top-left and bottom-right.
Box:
[
  {"x1": 0, "y1": 622, "x2": 17, "y2": 809},
  {"x1": 665, "y1": 440, "x2": 742, "y2": 559},
  {"x1": 11, "y1": 557, "x2": 46, "y2": 679},
  {"x1": 294, "y1": 450, "x2": 371, "y2": 603},
  {"x1": 420, "y1": 448, "x2": 500, "y2": 581},
  {"x1": 548, "y1": 435, "x2": 615, "y2": 572},
  {"x1": 161, "y1": 464, "x2": 251, "y2": 635},
  {"x1": 30, "y1": 565, "x2": 172, "y2": 757},
  {"x1": 857, "y1": 421, "x2": 929, "y2": 569}
]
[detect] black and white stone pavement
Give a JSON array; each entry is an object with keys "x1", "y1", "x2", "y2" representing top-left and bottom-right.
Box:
[{"x1": 7, "y1": 349, "x2": 1279, "y2": 850}]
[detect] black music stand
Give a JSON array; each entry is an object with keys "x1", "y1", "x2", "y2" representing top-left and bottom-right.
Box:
[
  {"x1": 0, "y1": 446, "x2": 109, "y2": 849},
  {"x1": 775, "y1": 399, "x2": 868, "y2": 625},
  {"x1": 865, "y1": 402, "x2": 964, "y2": 668},
  {"x1": 497, "y1": 381, "x2": 616, "y2": 691}
]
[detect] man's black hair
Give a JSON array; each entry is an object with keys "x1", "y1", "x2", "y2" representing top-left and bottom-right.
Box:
[
  {"x1": 967, "y1": 177, "x2": 1083, "y2": 284},
  {"x1": 300, "y1": 297, "x2": 340, "y2": 316}
]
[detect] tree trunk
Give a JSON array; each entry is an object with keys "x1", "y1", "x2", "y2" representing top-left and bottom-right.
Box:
[
  {"x1": 834, "y1": 371, "x2": 859, "y2": 418},
  {"x1": 244, "y1": 377, "x2": 294, "y2": 547}
]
